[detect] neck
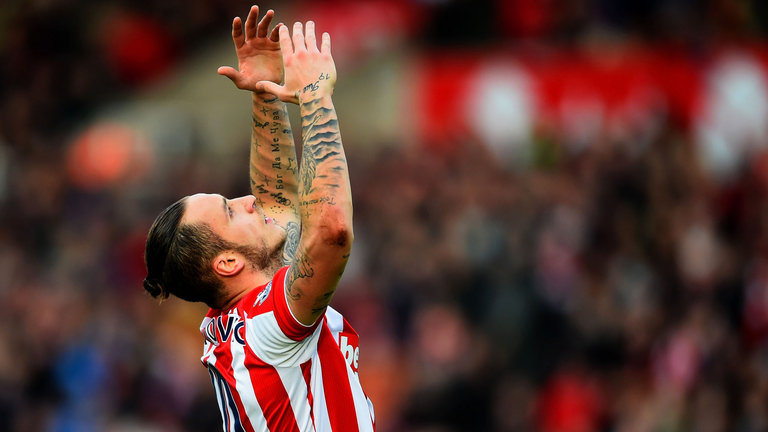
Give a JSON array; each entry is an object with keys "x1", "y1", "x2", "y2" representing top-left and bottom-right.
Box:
[{"x1": 216, "y1": 267, "x2": 273, "y2": 310}]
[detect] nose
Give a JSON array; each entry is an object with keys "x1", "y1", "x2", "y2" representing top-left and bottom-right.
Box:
[{"x1": 234, "y1": 195, "x2": 256, "y2": 213}]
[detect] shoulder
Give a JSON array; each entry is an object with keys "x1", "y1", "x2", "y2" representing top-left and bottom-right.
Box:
[
  {"x1": 240, "y1": 266, "x2": 290, "y2": 316},
  {"x1": 240, "y1": 266, "x2": 321, "y2": 342}
]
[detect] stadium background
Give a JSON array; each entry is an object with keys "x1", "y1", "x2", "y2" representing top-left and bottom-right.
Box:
[{"x1": 1, "y1": 0, "x2": 768, "y2": 430}]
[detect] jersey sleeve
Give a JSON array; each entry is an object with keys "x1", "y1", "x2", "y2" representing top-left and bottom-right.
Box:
[
  {"x1": 240, "y1": 266, "x2": 324, "y2": 367},
  {"x1": 270, "y1": 266, "x2": 322, "y2": 341}
]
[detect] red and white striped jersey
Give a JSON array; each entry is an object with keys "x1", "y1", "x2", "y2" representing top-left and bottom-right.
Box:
[{"x1": 199, "y1": 266, "x2": 375, "y2": 432}]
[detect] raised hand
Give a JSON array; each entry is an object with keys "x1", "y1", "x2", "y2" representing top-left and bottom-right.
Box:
[
  {"x1": 255, "y1": 21, "x2": 336, "y2": 105},
  {"x1": 218, "y1": 5, "x2": 283, "y2": 93}
]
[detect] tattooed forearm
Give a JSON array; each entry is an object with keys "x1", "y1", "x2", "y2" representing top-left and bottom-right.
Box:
[
  {"x1": 282, "y1": 221, "x2": 300, "y2": 265},
  {"x1": 284, "y1": 89, "x2": 353, "y2": 325},
  {"x1": 299, "y1": 149, "x2": 317, "y2": 195},
  {"x1": 301, "y1": 117, "x2": 339, "y2": 139},
  {"x1": 295, "y1": 94, "x2": 350, "y2": 224},
  {"x1": 286, "y1": 157, "x2": 296, "y2": 174},
  {"x1": 271, "y1": 192, "x2": 291, "y2": 206},
  {"x1": 298, "y1": 196, "x2": 336, "y2": 207},
  {"x1": 249, "y1": 94, "x2": 300, "y2": 226},
  {"x1": 297, "y1": 102, "x2": 345, "y2": 199},
  {"x1": 253, "y1": 117, "x2": 269, "y2": 129}
]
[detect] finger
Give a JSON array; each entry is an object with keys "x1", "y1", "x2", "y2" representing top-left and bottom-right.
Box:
[
  {"x1": 292, "y1": 22, "x2": 306, "y2": 52},
  {"x1": 232, "y1": 17, "x2": 245, "y2": 48},
  {"x1": 321, "y1": 32, "x2": 331, "y2": 55},
  {"x1": 257, "y1": 9, "x2": 274, "y2": 38},
  {"x1": 217, "y1": 66, "x2": 242, "y2": 86},
  {"x1": 244, "y1": 5, "x2": 259, "y2": 40},
  {"x1": 255, "y1": 81, "x2": 294, "y2": 102},
  {"x1": 305, "y1": 21, "x2": 318, "y2": 52},
  {"x1": 269, "y1": 23, "x2": 282, "y2": 42},
  {"x1": 278, "y1": 24, "x2": 293, "y2": 57}
]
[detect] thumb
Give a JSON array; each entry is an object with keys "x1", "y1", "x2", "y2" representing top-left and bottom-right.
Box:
[
  {"x1": 217, "y1": 66, "x2": 242, "y2": 85},
  {"x1": 255, "y1": 81, "x2": 293, "y2": 101}
]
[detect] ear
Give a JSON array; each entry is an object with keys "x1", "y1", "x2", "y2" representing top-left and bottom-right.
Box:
[{"x1": 213, "y1": 251, "x2": 246, "y2": 277}]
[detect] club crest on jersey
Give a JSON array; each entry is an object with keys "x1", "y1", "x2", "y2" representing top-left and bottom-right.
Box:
[
  {"x1": 204, "y1": 311, "x2": 245, "y2": 346},
  {"x1": 254, "y1": 280, "x2": 272, "y2": 307}
]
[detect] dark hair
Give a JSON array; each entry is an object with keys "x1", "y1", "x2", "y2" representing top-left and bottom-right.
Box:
[{"x1": 143, "y1": 197, "x2": 234, "y2": 307}]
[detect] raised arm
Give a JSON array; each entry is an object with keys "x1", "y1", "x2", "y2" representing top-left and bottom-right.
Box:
[
  {"x1": 257, "y1": 22, "x2": 351, "y2": 326},
  {"x1": 218, "y1": 6, "x2": 300, "y2": 264}
]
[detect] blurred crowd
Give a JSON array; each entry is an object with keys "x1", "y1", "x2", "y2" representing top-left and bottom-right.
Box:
[{"x1": 2, "y1": 0, "x2": 768, "y2": 431}]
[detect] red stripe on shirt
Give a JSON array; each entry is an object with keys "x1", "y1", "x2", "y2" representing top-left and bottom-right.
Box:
[
  {"x1": 245, "y1": 351, "x2": 301, "y2": 432},
  {"x1": 273, "y1": 266, "x2": 322, "y2": 341},
  {"x1": 318, "y1": 322, "x2": 360, "y2": 432},
  {"x1": 300, "y1": 359, "x2": 315, "y2": 428}
]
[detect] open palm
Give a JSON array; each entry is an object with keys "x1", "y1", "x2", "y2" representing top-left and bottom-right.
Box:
[{"x1": 218, "y1": 6, "x2": 284, "y2": 92}]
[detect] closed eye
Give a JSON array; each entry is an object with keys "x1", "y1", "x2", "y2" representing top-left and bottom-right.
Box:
[{"x1": 222, "y1": 197, "x2": 233, "y2": 220}]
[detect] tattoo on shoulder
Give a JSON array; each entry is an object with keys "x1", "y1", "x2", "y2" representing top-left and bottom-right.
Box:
[{"x1": 282, "y1": 222, "x2": 300, "y2": 265}]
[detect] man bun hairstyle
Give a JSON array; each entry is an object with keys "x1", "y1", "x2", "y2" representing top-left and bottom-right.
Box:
[
  {"x1": 144, "y1": 197, "x2": 229, "y2": 307},
  {"x1": 143, "y1": 276, "x2": 165, "y2": 298},
  {"x1": 144, "y1": 198, "x2": 185, "y2": 301}
]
